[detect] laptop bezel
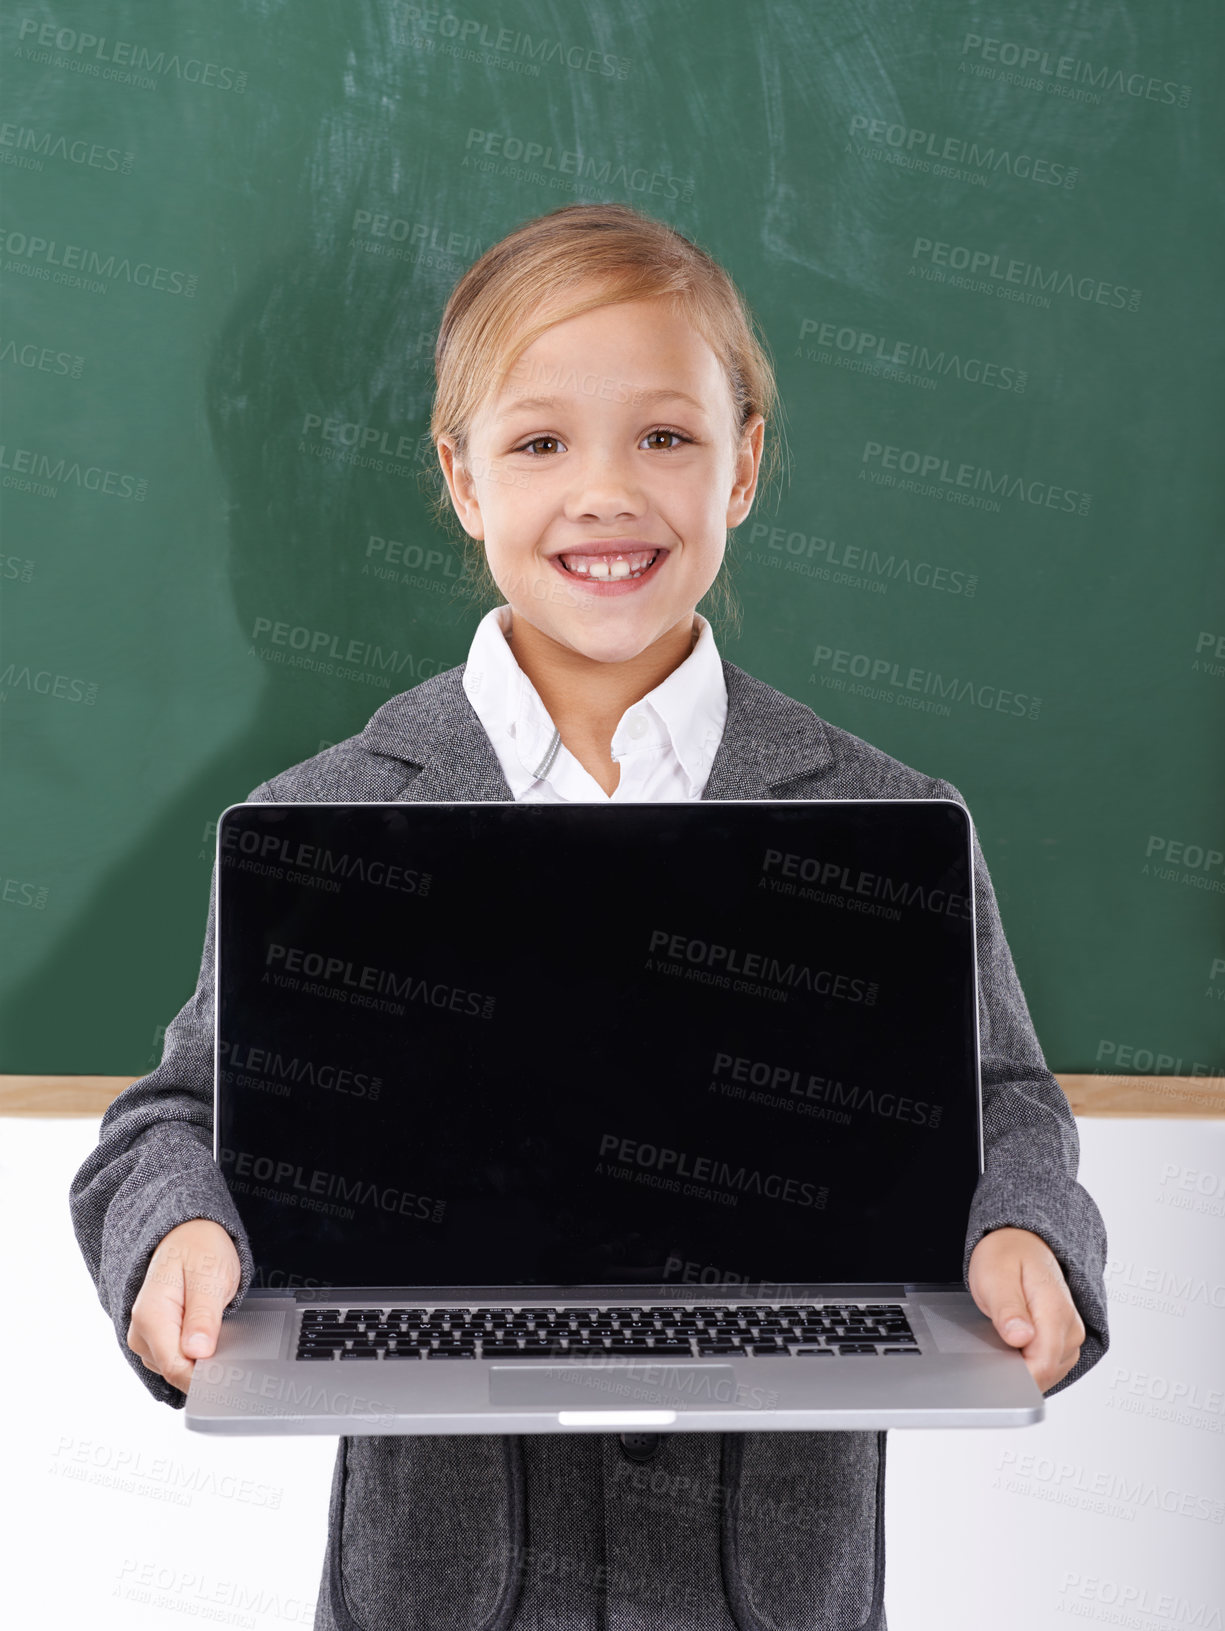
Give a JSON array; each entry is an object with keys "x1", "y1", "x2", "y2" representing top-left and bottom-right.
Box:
[{"x1": 212, "y1": 796, "x2": 985, "y2": 1297}]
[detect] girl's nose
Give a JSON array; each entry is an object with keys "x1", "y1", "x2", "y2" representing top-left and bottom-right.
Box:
[{"x1": 566, "y1": 456, "x2": 646, "y2": 519}]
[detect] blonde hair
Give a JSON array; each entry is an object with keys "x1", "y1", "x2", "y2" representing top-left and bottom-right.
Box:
[{"x1": 422, "y1": 202, "x2": 787, "y2": 639}]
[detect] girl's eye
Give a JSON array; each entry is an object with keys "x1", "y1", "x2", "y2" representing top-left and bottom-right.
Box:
[{"x1": 511, "y1": 427, "x2": 693, "y2": 456}]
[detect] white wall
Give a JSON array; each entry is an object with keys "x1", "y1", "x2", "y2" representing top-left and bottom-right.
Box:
[
  {"x1": 886, "y1": 1118, "x2": 1224, "y2": 1629},
  {"x1": 6, "y1": 1116, "x2": 1222, "y2": 1630}
]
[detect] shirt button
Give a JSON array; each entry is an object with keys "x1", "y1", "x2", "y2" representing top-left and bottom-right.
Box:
[{"x1": 626, "y1": 714, "x2": 648, "y2": 740}]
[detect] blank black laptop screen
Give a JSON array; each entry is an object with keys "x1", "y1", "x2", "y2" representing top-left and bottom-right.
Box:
[{"x1": 215, "y1": 800, "x2": 980, "y2": 1291}]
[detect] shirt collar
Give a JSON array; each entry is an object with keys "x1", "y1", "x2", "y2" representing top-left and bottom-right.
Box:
[
  {"x1": 609, "y1": 612, "x2": 727, "y2": 794},
  {"x1": 460, "y1": 602, "x2": 728, "y2": 797}
]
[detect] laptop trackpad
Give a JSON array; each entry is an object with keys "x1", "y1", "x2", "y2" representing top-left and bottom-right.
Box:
[{"x1": 490, "y1": 1362, "x2": 738, "y2": 1409}]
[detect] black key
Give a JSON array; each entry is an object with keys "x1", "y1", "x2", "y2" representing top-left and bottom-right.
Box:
[
  {"x1": 382, "y1": 1349, "x2": 422, "y2": 1360},
  {"x1": 883, "y1": 1348, "x2": 922, "y2": 1356},
  {"x1": 794, "y1": 1347, "x2": 833, "y2": 1357},
  {"x1": 426, "y1": 1349, "x2": 477, "y2": 1360},
  {"x1": 837, "y1": 1343, "x2": 880, "y2": 1354},
  {"x1": 339, "y1": 1349, "x2": 380, "y2": 1360},
  {"x1": 299, "y1": 1350, "x2": 338, "y2": 1360}
]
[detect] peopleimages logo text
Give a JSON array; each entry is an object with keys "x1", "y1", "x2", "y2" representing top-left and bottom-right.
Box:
[
  {"x1": 761, "y1": 846, "x2": 971, "y2": 920},
  {"x1": 647, "y1": 928, "x2": 877, "y2": 1003},
  {"x1": 911, "y1": 236, "x2": 1140, "y2": 310},
  {"x1": 218, "y1": 1147, "x2": 442, "y2": 1223},
  {"x1": 221, "y1": 823, "x2": 431, "y2": 894},
  {"x1": 263, "y1": 942, "x2": 496, "y2": 1020},
  {"x1": 598, "y1": 1133, "x2": 826, "y2": 1208}
]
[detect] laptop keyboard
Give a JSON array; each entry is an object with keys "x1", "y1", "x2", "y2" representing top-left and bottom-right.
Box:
[{"x1": 294, "y1": 1303, "x2": 921, "y2": 1361}]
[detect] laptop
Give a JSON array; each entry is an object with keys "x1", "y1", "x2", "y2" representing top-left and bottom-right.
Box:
[{"x1": 185, "y1": 798, "x2": 1044, "y2": 1435}]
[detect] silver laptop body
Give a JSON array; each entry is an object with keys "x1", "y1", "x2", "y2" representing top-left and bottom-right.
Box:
[{"x1": 186, "y1": 799, "x2": 1043, "y2": 1435}]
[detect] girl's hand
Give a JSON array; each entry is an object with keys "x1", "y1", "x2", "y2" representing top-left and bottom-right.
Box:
[
  {"x1": 967, "y1": 1225, "x2": 1085, "y2": 1392},
  {"x1": 126, "y1": 1218, "x2": 241, "y2": 1393}
]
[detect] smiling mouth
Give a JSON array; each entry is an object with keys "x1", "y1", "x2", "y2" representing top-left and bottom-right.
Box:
[{"x1": 555, "y1": 549, "x2": 661, "y2": 580}]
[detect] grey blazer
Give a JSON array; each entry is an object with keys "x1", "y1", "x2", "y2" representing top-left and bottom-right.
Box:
[{"x1": 69, "y1": 658, "x2": 1108, "y2": 1631}]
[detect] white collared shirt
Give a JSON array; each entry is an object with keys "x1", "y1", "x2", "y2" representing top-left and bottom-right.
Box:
[{"x1": 461, "y1": 603, "x2": 728, "y2": 802}]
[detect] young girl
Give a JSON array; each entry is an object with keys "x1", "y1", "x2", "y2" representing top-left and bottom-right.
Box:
[{"x1": 72, "y1": 202, "x2": 1108, "y2": 1631}]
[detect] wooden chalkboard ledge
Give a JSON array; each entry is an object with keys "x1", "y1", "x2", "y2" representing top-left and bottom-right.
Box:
[{"x1": 0, "y1": 1073, "x2": 1221, "y2": 1118}]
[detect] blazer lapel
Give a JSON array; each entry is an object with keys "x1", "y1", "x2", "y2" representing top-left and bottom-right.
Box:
[
  {"x1": 702, "y1": 660, "x2": 836, "y2": 798},
  {"x1": 357, "y1": 659, "x2": 837, "y2": 802},
  {"x1": 359, "y1": 663, "x2": 514, "y2": 801}
]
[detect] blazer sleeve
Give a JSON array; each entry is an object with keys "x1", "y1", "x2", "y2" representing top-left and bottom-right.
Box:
[
  {"x1": 67, "y1": 780, "x2": 277, "y2": 1408},
  {"x1": 931, "y1": 776, "x2": 1110, "y2": 1396}
]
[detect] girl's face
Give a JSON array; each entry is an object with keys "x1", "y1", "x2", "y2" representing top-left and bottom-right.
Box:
[{"x1": 438, "y1": 295, "x2": 764, "y2": 666}]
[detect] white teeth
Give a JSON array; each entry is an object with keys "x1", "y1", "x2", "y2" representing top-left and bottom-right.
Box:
[{"x1": 559, "y1": 550, "x2": 660, "y2": 580}]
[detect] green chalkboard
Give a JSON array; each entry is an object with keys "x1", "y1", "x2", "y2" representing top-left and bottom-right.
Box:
[{"x1": 1, "y1": 2, "x2": 1222, "y2": 1076}]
